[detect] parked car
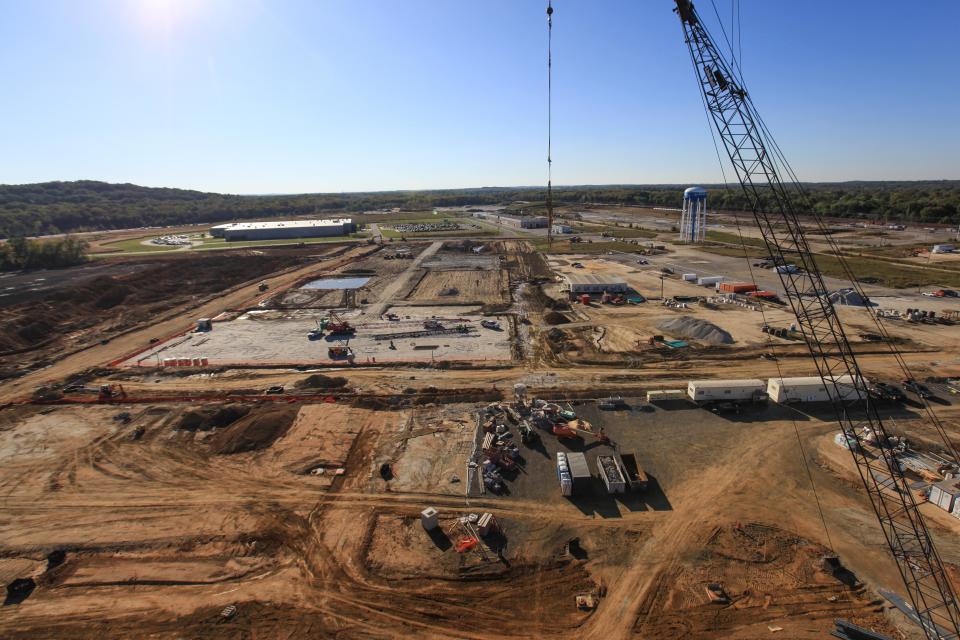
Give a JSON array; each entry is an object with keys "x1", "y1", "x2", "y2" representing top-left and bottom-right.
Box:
[
  {"x1": 869, "y1": 382, "x2": 906, "y2": 402},
  {"x1": 902, "y1": 379, "x2": 933, "y2": 399}
]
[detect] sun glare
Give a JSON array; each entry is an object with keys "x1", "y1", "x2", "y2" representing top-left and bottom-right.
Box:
[{"x1": 134, "y1": 0, "x2": 206, "y2": 35}]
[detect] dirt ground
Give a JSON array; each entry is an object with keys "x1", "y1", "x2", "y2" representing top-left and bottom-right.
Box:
[
  {"x1": 0, "y1": 245, "x2": 350, "y2": 379},
  {"x1": 407, "y1": 268, "x2": 509, "y2": 304},
  {"x1": 6, "y1": 226, "x2": 960, "y2": 639}
]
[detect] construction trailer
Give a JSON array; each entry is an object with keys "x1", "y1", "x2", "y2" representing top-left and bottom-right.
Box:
[
  {"x1": 646, "y1": 389, "x2": 687, "y2": 403},
  {"x1": 767, "y1": 375, "x2": 866, "y2": 404},
  {"x1": 930, "y1": 480, "x2": 960, "y2": 513},
  {"x1": 566, "y1": 452, "x2": 592, "y2": 493},
  {"x1": 564, "y1": 273, "x2": 630, "y2": 295},
  {"x1": 686, "y1": 379, "x2": 767, "y2": 405},
  {"x1": 619, "y1": 452, "x2": 648, "y2": 491},
  {"x1": 597, "y1": 455, "x2": 627, "y2": 494}
]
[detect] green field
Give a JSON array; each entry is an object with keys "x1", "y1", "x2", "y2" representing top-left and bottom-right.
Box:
[{"x1": 698, "y1": 243, "x2": 960, "y2": 289}]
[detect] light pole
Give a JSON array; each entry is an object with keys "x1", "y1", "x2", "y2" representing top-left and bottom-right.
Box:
[{"x1": 660, "y1": 275, "x2": 665, "y2": 300}]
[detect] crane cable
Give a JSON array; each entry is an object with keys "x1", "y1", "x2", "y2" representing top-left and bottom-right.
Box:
[
  {"x1": 546, "y1": 1, "x2": 554, "y2": 248},
  {"x1": 693, "y1": 4, "x2": 836, "y2": 553}
]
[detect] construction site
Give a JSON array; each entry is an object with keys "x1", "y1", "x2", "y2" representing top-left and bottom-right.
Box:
[{"x1": 3, "y1": 3, "x2": 960, "y2": 640}]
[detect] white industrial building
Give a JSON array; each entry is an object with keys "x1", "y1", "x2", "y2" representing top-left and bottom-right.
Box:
[
  {"x1": 552, "y1": 223, "x2": 573, "y2": 234},
  {"x1": 687, "y1": 379, "x2": 767, "y2": 403},
  {"x1": 209, "y1": 218, "x2": 355, "y2": 241},
  {"x1": 564, "y1": 273, "x2": 629, "y2": 294},
  {"x1": 473, "y1": 212, "x2": 548, "y2": 229},
  {"x1": 767, "y1": 375, "x2": 866, "y2": 404}
]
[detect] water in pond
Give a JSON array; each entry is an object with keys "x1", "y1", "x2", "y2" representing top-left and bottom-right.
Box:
[{"x1": 301, "y1": 276, "x2": 371, "y2": 290}]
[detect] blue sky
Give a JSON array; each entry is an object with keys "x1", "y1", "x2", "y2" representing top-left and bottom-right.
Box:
[{"x1": 1, "y1": 0, "x2": 957, "y2": 194}]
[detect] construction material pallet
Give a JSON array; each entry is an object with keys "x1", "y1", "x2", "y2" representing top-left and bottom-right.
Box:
[{"x1": 372, "y1": 328, "x2": 471, "y2": 341}]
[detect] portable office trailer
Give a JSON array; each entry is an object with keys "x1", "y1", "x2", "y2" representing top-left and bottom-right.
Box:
[
  {"x1": 767, "y1": 375, "x2": 866, "y2": 404},
  {"x1": 687, "y1": 379, "x2": 767, "y2": 404},
  {"x1": 931, "y1": 480, "x2": 960, "y2": 513},
  {"x1": 597, "y1": 455, "x2": 627, "y2": 494}
]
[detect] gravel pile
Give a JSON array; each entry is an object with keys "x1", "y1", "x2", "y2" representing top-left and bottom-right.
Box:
[{"x1": 656, "y1": 316, "x2": 734, "y2": 345}]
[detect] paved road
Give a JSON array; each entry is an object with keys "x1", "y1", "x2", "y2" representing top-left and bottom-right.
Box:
[{"x1": 367, "y1": 241, "x2": 443, "y2": 317}]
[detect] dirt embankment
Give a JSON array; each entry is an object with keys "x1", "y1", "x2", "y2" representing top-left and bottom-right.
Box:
[{"x1": 207, "y1": 405, "x2": 299, "y2": 454}]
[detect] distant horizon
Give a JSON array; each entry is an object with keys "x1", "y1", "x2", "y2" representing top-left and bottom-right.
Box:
[{"x1": 4, "y1": 177, "x2": 960, "y2": 199}]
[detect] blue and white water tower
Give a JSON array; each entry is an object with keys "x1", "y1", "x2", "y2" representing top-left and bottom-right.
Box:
[{"x1": 679, "y1": 186, "x2": 708, "y2": 243}]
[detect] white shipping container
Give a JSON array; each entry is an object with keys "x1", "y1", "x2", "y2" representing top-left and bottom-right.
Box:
[
  {"x1": 687, "y1": 379, "x2": 766, "y2": 403},
  {"x1": 682, "y1": 273, "x2": 697, "y2": 281},
  {"x1": 767, "y1": 375, "x2": 865, "y2": 404},
  {"x1": 697, "y1": 276, "x2": 725, "y2": 286}
]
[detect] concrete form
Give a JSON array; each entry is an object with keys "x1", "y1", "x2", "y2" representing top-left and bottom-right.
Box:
[{"x1": 124, "y1": 306, "x2": 511, "y2": 367}]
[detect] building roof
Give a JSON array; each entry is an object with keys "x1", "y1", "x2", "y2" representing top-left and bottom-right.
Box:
[
  {"x1": 213, "y1": 219, "x2": 352, "y2": 231},
  {"x1": 769, "y1": 375, "x2": 857, "y2": 386},
  {"x1": 688, "y1": 379, "x2": 765, "y2": 388},
  {"x1": 933, "y1": 479, "x2": 960, "y2": 496},
  {"x1": 564, "y1": 273, "x2": 628, "y2": 286}
]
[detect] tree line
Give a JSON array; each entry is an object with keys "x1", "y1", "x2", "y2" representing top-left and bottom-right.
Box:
[
  {"x1": 0, "y1": 179, "x2": 958, "y2": 238},
  {"x1": 0, "y1": 235, "x2": 89, "y2": 271}
]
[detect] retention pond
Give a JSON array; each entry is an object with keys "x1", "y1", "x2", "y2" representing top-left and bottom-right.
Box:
[{"x1": 301, "y1": 276, "x2": 371, "y2": 290}]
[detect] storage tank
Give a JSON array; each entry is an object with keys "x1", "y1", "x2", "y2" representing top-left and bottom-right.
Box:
[{"x1": 679, "y1": 186, "x2": 708, "y2": 243}]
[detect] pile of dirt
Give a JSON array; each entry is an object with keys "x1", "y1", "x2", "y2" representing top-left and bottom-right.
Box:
[
  {"x1": 208, "y1": 405, "x2": 299, "y2": 454},
  {"x1": 177, "y1": 404, "x2": 250, "y2": 431},
  {"x1": 656, "y1": 316, "x2": 734, "y2": 345},
  {"x1": 543, "y1": 311, "x2": 570, "y2": 325},
  {"x1": 295, "y1": 374, "x2": 348, "y2": 390}
]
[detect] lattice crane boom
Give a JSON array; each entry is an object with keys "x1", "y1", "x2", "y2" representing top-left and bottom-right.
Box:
[{"x1": 672, "y1": 2, "x2": 960, "y2": 638}]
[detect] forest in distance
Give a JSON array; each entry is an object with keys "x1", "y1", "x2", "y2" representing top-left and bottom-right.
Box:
[{"x1": 0, "y1": 179, "x2": 958, "y2": 238}]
